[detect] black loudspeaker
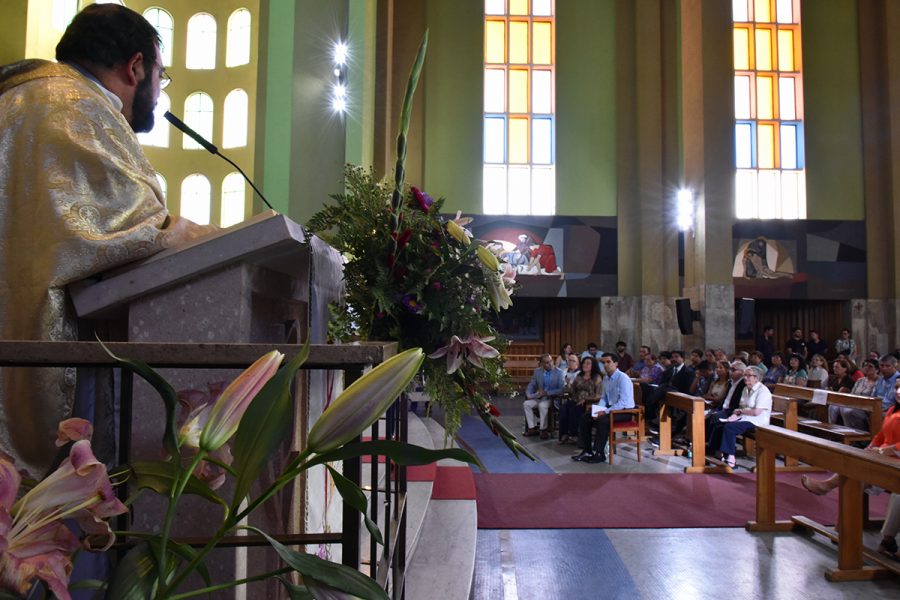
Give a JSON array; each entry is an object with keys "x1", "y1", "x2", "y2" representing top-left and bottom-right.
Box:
[
  {"x1": 675, "y1": 298, "x2": 699, "y2": 335},
  {"x1": 736, "y1": 297, "x2": 755, "y2": 337}
]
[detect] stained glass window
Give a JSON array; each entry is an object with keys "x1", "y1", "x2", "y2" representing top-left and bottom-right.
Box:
[
  {"x1": 484, "y1": 0, "x2": 555, "y2": 215},
  {"x1": 733, "y1": 0, "x2": 805, "y2": 219}
]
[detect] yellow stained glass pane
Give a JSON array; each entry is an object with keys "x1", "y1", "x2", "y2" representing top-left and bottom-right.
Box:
[
  {"x1": 533, "y1": 21, "x2": 551, "y2": 64},
  {"x1": 754, "y1": 0, "x2": 772, "y2": 22},
  {"x1": 733, "y1": 27, "x2": 750, "y2": 70},
  {"x1": 755, "y1": 29, "x2": 772, "y2": 70},
  {"x1": 756, "y1": 75, "x2": 774, "y2": 119},
  {"x1": 758, "y1": 123, "x2": 775, "y2": 168},
  {"x1": 486, "y1": 20, "x2": 506, "y2": 63},
  {"x1": 509, "y1": 117, "x2": 529, "y2": 164},
  {"x1": 509, "y1": 0, "x2": 528, "y2": 16},
  {"x1": 778, "y1": 30, "x2": 794, "y2": 71},
  {"x1": 509, "y1": 69, "x2": 529, "y2": 113},
  {"x1": 509, "y1": 21, "x2": 528, "y2": 64}
]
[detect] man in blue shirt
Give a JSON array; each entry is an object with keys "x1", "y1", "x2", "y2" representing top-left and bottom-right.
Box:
[
  {"x1": 523, "y1": 353, "x2": 565, "y2": 439},
  {"x1": 874, "y1": 355, "x2": 900, "y2": 413},
  {"x1": 573, "y1": 353, "x2": 635, "y2": 463}
]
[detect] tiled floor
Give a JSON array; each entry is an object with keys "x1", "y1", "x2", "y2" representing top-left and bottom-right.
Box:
[{"x1": 462, "y1": 395, "x2": 900, "y2": 599}]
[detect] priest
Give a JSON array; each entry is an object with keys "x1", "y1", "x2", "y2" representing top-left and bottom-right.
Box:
[{"x1": 0, "y1": 4, "x2": 214, "y2": 475}]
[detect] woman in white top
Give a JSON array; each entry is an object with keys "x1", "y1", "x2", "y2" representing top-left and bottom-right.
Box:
[
  {"x1": 706, "y1": 366, "x2": 772, "y2": 468},
  {"x1": 806, "y1": 354, "x2": 829, "y2": 389}
]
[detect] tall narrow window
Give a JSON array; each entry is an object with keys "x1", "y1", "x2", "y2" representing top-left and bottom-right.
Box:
[
  {"x1": 143, "y1": 7, "x2": 174, "y2": 67},
  {"x1": 155, "y1": 173, "x2": 167, "y2": 200},
  {"x1": 221, "y1": 172, "x2": 246, "y2": 227},
  {"x1": 183, "y1": 92, "x2": 214, "y2": 150},
  {"x1": 52, "y1": 0, "x2": 78, "y2": 32},
  {"x1": 137, "y1": 91, "x2": 170, "y2": 148},
  {"x1": 483, "y1": 0, "x2": 555, "y2": 215},
  {"x1": 222, "y1": 89, "x2": 248, "y2": 148},
  {"x1": 733, "y1": 0, "x2": 805, "y2": 219},
  {"x1": 186, "y1": 13, "x2": 217, "y2": 70},
  {"x1": 226, "y1": 8, "x2": 252, "y2": 67},
  {"x1": 181, "y1": 174, "x2": 211, "y2": 224}
]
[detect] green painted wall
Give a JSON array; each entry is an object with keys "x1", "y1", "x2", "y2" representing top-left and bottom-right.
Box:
[
  {"x1": 556, "y1": 0, "x2": 618, "y2": 215},
  {"x1": 423, "y1": 0, "x2": 618, "y2": 216},
  {"x1": 423, "y1": 0, "x2": 483, "y2": 214},
  {"x1": 802, "y1": 0, "x2": 865, "y2": 220},
  {"x1": 346, "y1": 0, "x2": 376, "y2": 168},
  {"x1": 259, "y1": 0, "x2": 295, "y2": 214},
  {"x1": 0, "y1": 0, "x2": 27, "y2": 65}
]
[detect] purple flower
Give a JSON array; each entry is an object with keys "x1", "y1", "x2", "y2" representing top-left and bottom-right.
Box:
[
  {"x1": 411, "y1": 186, "x2": 434, "y2": 212},
  {"x1": 400, "y1": 294, "x2": 423, "y2": 313}
]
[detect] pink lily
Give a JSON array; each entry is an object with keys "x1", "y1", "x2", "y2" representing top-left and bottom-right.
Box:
[
  {"x1": 55, "y1": 418, "x2": 93, "y2": 447},
  {"x1": 176, "y1": 384, "x2": 232, "y2": 490},
  {"x1": 199, "y1": 350, "x2": 284, "y2": 452},
  {"x1": 428, "y1": 334, "x2": 500, "y2": 374},
  {"x1": 1, "y1": 440, "x2": 127, "y2": 600}
]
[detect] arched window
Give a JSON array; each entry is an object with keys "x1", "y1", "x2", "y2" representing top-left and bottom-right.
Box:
[
  {"x1": 222, "y1": 89, "x2": 248, "y2": 148},
  {"x1": 186, "y1": 13, "x2": 217, "y2": 70},
  {"x1": 52, "y1": 0, "x2": 78, "y2": 31},
  {"x1": 483, "y1": 0, "x2": 555, "y2": 215},
  {"x1": 221, "y1": 173, "x2": 246, "y2": 227},
  {"x1": 226, "y1": 9, "x2": 252, "y2": 67},
  {"x1": 183, "y1": 92, "x2": 214, "y2": 150},
  {"x1": 143, "y1": 7, "x2": 174, "y2": 67},
  {"x1": 155, "y1": 173, "x2": 167, "y2": 201},
  {"x1": 181, "y1": 174, "x2": 211, "y2": 224},
  {"x1": 733, "y1": 0, "x2": 806, "y2": 219},
  {"x1": 137, "y1": 91, "x2": 170, "y2": 148}
]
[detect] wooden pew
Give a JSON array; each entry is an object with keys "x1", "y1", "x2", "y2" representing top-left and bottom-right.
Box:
[
  {"x1": 501, "y1": 356, "x2": 539, "y2": 393},
  {"x1": 746, "y1": 425, "x2": 900, "y2": 581},
  {"x1": 775, "y1": 384, "x2": 882, "y2": 445},
  {"x1": 654, "y1": 391, "x2": 727, "y2": 473}
]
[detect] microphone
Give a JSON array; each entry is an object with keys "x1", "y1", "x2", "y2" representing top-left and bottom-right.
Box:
[{"x1": 163, "y1": 111, "x2": 274, "y2": 212}]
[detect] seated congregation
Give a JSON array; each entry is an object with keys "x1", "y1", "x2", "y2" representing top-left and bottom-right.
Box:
[{"x1": 515, "y1": 330, "x2": 900, "y2": 561}]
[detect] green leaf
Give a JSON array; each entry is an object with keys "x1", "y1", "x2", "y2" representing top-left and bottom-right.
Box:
[
  {"x1": 131, "y1": 460, "x2": 228, "y2": 516},
  {"x1": 248, "y1": 527, "x2": 388, "y2": 600},
  {"x1": 98, "y1": 338, "x2": 180, "y2": 459},
  {"x1": 309, "y1": 440, "x2": 482, "y2": 472},
  {"x1": 104, "y1": 541, "x2": 170, "y2": 600},
  {"x1": 231, "y1": 338, "x2": 311, "y2": 513},
  {"x1": 276, "y1": 577, "x2": 315, "y2": 600},
  {"x1": 326, "y1": 466, "x2": 383, "y2": 546}
]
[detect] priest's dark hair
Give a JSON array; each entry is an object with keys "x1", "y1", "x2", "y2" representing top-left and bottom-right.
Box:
[{"x1": 56, "y1": 3, "x2": 160, "y2": 75}]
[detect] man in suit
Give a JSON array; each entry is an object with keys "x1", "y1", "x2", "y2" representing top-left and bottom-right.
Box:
[
  {"x1": 705, "y1": 361, "x2": 747, "y2": 438},
  {"x1": 523, "y1": 353, "x2": 565, "y2": 439}
]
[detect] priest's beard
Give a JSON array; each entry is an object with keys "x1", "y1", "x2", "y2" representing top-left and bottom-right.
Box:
[{"x1": 130, "y1": 74, "x2": 156, "y2": 133}]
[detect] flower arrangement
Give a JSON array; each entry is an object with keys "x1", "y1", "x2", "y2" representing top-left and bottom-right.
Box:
[
  {"x1": 307, "y1": 32, "x2": 531, "y2": 460},
  {"x1": 0, "y1": 344, "x2": 477, "y2": 599}
]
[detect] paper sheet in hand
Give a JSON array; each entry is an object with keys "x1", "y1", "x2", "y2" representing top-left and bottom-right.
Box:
[{"x1": 591, "y1": 404, "x2": 605, "y2": 417}]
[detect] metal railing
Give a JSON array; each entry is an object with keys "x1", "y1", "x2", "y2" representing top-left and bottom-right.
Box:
[{"x1": 0, "y1": 340, "x2": 408, "y2": 598}]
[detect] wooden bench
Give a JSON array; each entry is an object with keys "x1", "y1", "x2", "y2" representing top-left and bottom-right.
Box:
[
  {"x1": 501, "y1": 356, "x2": 540, "y2": 392},
  {"x1": 653, "y1": 391, "x2": 728, "y2": 473},
  {"x1": 746, "y1": 425, "x2": 900, "y2": 581},
  {"x1": 744, "y1": 394, "x2": 807, "y2": 470},
  {"x1": 774, "y1": 384, "x2": 882, "y2": 446}
]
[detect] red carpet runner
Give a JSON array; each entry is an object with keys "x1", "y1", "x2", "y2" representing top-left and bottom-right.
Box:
[
  {"x1": 474, "y1": 472, "x2": 890, "y2": 529},
  {"x1": 408, "y1": 465, "x2": 477, "y2": 500}
]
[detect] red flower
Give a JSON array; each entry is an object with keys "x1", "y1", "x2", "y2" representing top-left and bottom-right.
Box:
[{"x1": 411, "y1": 186, "x2": 434, "y2": 212}]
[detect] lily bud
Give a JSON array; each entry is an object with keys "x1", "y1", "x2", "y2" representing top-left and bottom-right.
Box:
[
  {"x1": 446, "y1": 220, "x2": 470, "y2": 245},
  {"x1": 476, "y1": 245, "x2": 500, "y2": 271},
  {"x1": 199, "y1": 350, "x2": 284, "y2": 452},
  {"x1": 308, "y1": 348, "x2": 425, "y2": 454}
]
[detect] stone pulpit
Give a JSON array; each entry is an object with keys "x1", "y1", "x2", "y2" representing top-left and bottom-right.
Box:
[{"x1": 69, "y1": 210, "x2": 345, "y2": 597}]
